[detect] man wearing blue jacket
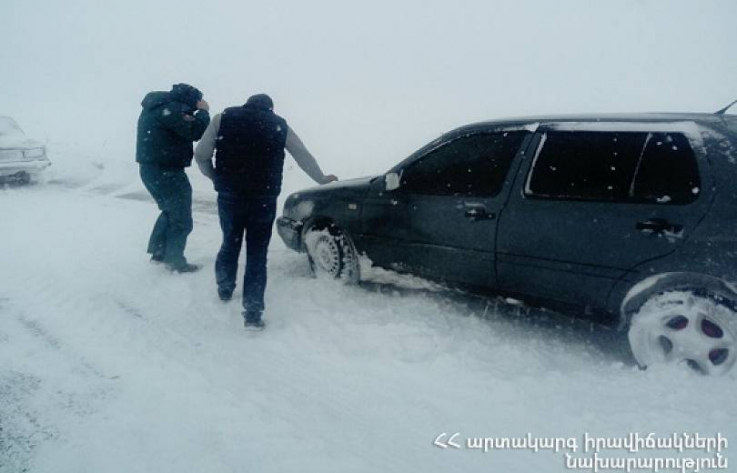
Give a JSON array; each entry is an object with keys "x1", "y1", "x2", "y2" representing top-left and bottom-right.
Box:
[{"x1": 136, "y1": 83, "x2": 210, "y2": 273}]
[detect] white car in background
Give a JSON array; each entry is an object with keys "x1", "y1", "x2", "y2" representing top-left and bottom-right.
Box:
[{"x1": 0, "y1": 115, "x2": 50, "y2": 183}]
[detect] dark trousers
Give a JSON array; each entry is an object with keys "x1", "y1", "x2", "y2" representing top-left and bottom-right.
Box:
[
  {"x1": 215, "y1": 193, "x2": 277, "y2": 320},
  {"x1": 139, "y1": 164, "x2": 193, "y2": 269}
]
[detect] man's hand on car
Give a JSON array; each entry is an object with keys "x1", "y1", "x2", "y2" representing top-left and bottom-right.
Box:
[{"x1": 323, "y1": 174, "x2": 338, "y2": 183}]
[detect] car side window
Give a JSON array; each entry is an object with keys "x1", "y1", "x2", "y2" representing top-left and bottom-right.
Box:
[
  {"x1": 631, "y1": 133, "x2": 700, "y2": 204},
  {"x1": 526, "y1": 131, "x2": 700, "y2": 204},
  {"x1": 526, "y1": 131, "x2": 647, "y2": 202},
  {"x1": 401, "y1": 131, "x2": 526, "y2": 197}
]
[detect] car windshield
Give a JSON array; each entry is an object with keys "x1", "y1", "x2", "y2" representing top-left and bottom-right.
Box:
[{"x1": 0, "y1": 116, "x2": 24, "y2": 137}]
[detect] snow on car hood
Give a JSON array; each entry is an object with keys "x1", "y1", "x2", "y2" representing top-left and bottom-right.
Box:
[
  {"x1": 0, "y1": 135, "x2": 44, "y2": 150},
  {"x1": 322, "y1": 175, "x2": 374, "y2": 189},
  {"x1": 295, "y1": 175, "x2": 375, "y2": 196}
]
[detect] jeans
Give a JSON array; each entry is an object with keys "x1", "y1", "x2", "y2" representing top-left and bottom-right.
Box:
[
  {"x1": 139, "y1": 164, "x2": 193, "y2": 269},
  {"x1": 215, "y1": 193, "x2": 277, "y2": 321}
]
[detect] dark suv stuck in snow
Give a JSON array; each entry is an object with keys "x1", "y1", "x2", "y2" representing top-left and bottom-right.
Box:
[{"x1": 277, "y1": 113, "x2": 737, "y2": 376}]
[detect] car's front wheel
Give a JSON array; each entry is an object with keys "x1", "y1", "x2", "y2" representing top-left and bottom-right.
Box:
[
  {"x1": 628, "y1": 291, "x2": 737, "y2": 375},
  {"x1": 303, "y1": 224, "x2": 360, "y2": 283}
]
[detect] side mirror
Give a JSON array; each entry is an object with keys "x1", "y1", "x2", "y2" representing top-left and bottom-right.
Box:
[{"x1": 385, "y1": 172, "x2": 401, "y2": 191}]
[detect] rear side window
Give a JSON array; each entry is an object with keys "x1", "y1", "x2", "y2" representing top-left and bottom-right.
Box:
[
  {"x1": 526, "y1": 131, "x2": 700, "y2": 204},
  {"x1": 402, "y1": 131, "x2": 526, "y2": 197},
  {"x1": 632, "y1": 133, "x2": 700, "y2": 204},
  {"x1": 526, "y1": 132, "x2": 646, "y2": 201}
]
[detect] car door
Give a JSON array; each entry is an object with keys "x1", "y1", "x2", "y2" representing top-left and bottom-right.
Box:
[
  {"x1": 496, "y1": 123, "x2": 711, "y2": 309},
  {"x1": 357, "y1": 177, "x2": 413, "y2": 270},
  {"x1": 389, "y1": 130, "x2": 531, "y2": 287}
]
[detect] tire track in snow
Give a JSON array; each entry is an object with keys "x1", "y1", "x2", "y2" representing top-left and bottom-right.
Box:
[
  {"x1": 4, "y1": 225, "x2": 424, "y2": 469},
  {"x1": 0, "y1": 370, "x2": 51, "y2": 473},
  {"x1": 101, "y1": 294, "x2": 429, "y2": 472},
  {"x1": 0, "y1": 304, "x2": 118, "y2": 473}
]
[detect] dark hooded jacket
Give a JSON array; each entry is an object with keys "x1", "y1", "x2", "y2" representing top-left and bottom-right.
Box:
[{"x1": 136, "y1": 84, "x2": 210, "y2": 168}]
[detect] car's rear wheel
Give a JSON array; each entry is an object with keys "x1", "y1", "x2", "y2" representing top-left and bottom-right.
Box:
[
  {"x1": 304, "y1": 224, "x2": 360, "y2": 283},
  {"x1": 16, "y1": 171, "x2": 31, "y2": 184},
  {"x1": 628, "y1": 291, "x2": 737, "y2": 375}
]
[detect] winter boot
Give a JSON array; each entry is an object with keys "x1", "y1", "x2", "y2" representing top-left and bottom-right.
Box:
[
  {"x1": 169, "y1": 263, "x2": 202, "y2": 274},
  {"x1": 218, "y1": 287, "x2": 233, "y2": 302},
  {"x1": 243, "y1": 310, "x2": 265, "y2": 331},
  {"x1": 244, "y1": 319, "x2": 266, "y2": 331}
]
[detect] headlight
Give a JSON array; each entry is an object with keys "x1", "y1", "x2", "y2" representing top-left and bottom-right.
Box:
[
  {"x1": 291, "y1": 200, "x2": 315, "y2": 220},
  {"x1": 283, "y1": 194, "x2": 315, "y2": 220},
  {"x1": 23, "y1": 148, "x2": 45, "y2": 159}
]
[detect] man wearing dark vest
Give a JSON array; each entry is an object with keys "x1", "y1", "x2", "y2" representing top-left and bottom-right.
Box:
[
  {"x1": 136, "y1": 83, "x2": 211, "y2": 273},
  {"x1": 195, "y1": 94, "x2": 337, "y2": 330}
]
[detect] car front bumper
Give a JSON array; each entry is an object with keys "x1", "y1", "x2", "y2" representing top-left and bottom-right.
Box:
[
  {"x1": 276, "y1": 216, "x2": 304, "y2": 252},
  {"x1": 0, "y1": 159, "x2": 51, "y2": 177}
]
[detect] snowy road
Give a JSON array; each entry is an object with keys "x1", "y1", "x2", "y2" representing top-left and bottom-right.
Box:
[{"x1": 1, "y1": 173, "x2": 736, "y2": 472}]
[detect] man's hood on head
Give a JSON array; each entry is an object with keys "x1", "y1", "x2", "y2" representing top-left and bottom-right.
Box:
[
  {"x1": 169, "y1": 83, "x2": 203, "y2": 108},
  {"x1": 140, "y1": 91, "x2": 170, "y2": 110}
]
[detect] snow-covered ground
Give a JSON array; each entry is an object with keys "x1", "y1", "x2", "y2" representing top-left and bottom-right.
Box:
[{"x1": 1, "y1": 147, "x2": 736, "y2": 473}]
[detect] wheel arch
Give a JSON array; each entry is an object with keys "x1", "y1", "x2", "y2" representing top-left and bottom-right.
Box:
[
  {"x1": 301, "y1": 215, "x2": 337, "y2": 233},
  {"x1": 298, "y1": 216, "x2": 333, "y2": 249},
  {"x1": 618, "y1": 272, "x2": 737, "y2": 330}
]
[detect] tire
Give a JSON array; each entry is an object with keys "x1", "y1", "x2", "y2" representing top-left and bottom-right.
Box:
[
  {"x1": 1, "y1": 171, "x2": 31, "y2": 187},
  {"x1": 303, "y1": 224, "x2": 360, "y2": 284},
  {"x1": 628, "y1": 291, "x2": 737, "y2": 375}
]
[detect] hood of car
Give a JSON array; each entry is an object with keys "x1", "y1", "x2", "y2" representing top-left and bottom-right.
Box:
[
  {"x1": 0, "y1": 135, "x2": 44, "y2": 150},
  {"x1": 283, "y1": 176, "x2": 376, "y2": 220},
  {"x1": 292, "y1": 175, "x2": 376, "y2": 198}
]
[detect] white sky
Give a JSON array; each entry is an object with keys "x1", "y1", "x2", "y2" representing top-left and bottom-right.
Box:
[{"x1": 2, "y1": 0, "x2": 736, "y2": 176}]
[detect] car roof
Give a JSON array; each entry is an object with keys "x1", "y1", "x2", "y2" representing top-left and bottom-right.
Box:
[
  {"x1": 390, "y1": 112, "x2": 737, "y2": 172},
  {"x1": 462, "y1": 112, "x2": 735, "y2": 130}
]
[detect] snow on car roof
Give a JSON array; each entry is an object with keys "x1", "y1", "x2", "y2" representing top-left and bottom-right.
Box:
[
  {"x1": 541, "y1": 120, "x2": 699, "y2": 132},
  {"x1": 473, "y1": 112, "x2": 728, "y2": 126},
  {"x1": 452, "y1": 113, "x2": 731, "y2": 143}
]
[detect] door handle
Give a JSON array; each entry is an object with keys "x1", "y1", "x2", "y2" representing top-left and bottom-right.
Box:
[
  {"x1": 636, "y1": 218, "x2": 683, "y2": 234},
  {"x1": 464, "y1": 205, "x2": 496, "y2": 221}
]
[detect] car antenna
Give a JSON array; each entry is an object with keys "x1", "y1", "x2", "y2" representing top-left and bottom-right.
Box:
[{"x1": 715, "y1": 99, "x2": 737, "y2": 115}]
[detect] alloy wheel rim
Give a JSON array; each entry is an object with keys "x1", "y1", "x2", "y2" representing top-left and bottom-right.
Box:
[{"x1": 630, "y1": 293, "x2": 737, "y2": 375}]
